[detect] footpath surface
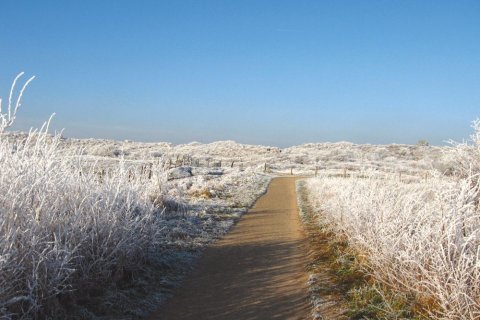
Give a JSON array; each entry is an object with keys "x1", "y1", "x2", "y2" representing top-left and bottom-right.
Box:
[{"x1": 149, "y1": 176, "x2": 310, "y2": 320}]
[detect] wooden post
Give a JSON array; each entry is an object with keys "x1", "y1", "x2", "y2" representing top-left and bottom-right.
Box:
[
  {"x1": 343, "y1": 168, "x2": 347, "y2": 178},
  {"x1": 264, "y1": 163, "x2": 267, "y2": 173},
  {"x1": 148, "y1": 163, "x2": 153, "y2": 179},
  {"x1": 315, "y1": 166, "x2": 318, "y2": 177},
  {"x1": 290, "y1": 167, "x2": 293, "y2": 175}
]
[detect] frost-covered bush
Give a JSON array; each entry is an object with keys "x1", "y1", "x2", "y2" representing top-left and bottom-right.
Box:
[
  {"x1": 0, "y1": 74, "x2": 168, "y2": 318},
  {"x1": 304, "y1": 122, "x2": 480, "y2": 319},
  {"x1": 447, "y1": 119, "x2": 480, "y2": 179},
  {"x1": 306, "y1": 169, "x2": 480, "y2": 319},
  {"x1": 0, "y1": 73, "x2": 273, "y2": 319}
]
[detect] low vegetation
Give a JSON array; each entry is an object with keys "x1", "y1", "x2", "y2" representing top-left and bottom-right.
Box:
[
  {"x1": 2, "y1": 73, "x2": 480, "y2": 319},
  {"x1": 304, "y1": 122, "x2": 480, "y2": 319},
  {"x1": 0, "y1": 74, "x2": 270, "y2": 319}
]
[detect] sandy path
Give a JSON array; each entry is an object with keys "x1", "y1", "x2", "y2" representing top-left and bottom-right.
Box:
[{"x1": 149, "y1": 177, "x2": 310, "y2": 320}]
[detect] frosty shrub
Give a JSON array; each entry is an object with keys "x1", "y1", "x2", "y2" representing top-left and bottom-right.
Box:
[
  {"x1": 447, "y1": 119, "x2": 480, "y2": 179},
  {"x1": 307, "y1": 167, "x2": 480, "y2": 318},
  {"x1": 0, "y1": 74, "x2": 167, "y2": 318},
  {"x1": 0, "y1": 73, "x2": 272, "y2": 318}
]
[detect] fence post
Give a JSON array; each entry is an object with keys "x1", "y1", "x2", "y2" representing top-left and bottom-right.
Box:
[
  {"x1": 343, "y1": 168, "x2": 347, "y2": 178},
  {"x1": 148, "y1": 162, "x2": 153, "y2": 179}
]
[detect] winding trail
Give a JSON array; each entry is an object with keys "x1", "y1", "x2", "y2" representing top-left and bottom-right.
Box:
[{"x1": 149, "y1": 177, "x2": 310, "y2": 320}]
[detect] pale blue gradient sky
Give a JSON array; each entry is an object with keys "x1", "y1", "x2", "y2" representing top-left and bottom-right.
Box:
[{"x1": 0, "y1": 0, "x2": 479, "y2": 146}]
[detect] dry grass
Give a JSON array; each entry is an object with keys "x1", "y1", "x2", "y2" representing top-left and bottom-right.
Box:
[
  {"x1": 306, "y1": 166, "x2": 480, "y2": 319},
  {"x1": 0, "y1": 74, "x2": 271, "y2": 319}
]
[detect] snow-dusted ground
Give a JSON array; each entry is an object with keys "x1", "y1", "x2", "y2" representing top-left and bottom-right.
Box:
[
  {"x1": 14, "y1": 131, "x2": 453, "y2": 176},
  {"x1": 83, "y1": 166, "x2": 272, "y2": 319}
]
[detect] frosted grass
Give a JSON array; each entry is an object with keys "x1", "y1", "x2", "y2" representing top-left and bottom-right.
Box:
[
  {"x1": 0, "y1": 74, "x2": 270, "y2": 319},
  {"x1": 306, "y1": 128, "x2": 480, "y2": 319}
]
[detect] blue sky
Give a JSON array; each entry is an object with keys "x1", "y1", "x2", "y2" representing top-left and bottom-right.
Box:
[{"x1": 0, "y1": 1, "x2": 479, "y2": 147}]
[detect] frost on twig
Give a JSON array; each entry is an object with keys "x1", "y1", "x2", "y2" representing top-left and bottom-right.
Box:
[{"x1": 0, "y1": 72, "x2": 36, "y2": 134}]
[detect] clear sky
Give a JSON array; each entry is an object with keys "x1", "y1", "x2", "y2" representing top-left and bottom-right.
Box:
[{"x1": 1, "y1": 1, "x2": 479, "y2": 147}]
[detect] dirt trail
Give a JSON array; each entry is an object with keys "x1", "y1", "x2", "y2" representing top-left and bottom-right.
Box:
[{"x1": 149, "y1": 177, "x2": 310, "y2": 320}]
